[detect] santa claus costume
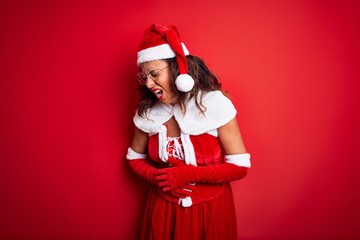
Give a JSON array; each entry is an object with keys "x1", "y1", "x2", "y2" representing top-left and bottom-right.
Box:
[{"x1": 127, "y1": 24, "x2": 251, "y2": 240}]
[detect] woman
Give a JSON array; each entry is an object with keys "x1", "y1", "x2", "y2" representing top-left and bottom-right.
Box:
[{"x1": 126, "y1": 23, "x2": 251, "y2": 240}]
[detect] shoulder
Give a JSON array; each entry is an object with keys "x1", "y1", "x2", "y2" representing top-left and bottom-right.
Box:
[
  {"x1": 174, "y1": 90, "x2": 237, "y2": 134},
  {"x1": 201, "y1": 90, "x2": 236, "y2": 116}
]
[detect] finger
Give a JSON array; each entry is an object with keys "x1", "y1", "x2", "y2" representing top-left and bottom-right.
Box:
[
  {"x1": 154, "y1": 178, "x2": 168, "y2": 185},
  {"x1": 170, "y1": 192, "x2": 182, "y2": 198},
  {"x1": 182, "y1": 188, "x2": 193, "y2": 193},
  {"x1": 176, "y1": 189, "x2": 190, "y2": 197},
  {"x1": 158, "y1": 181, "x2": 170, "y2": 187},
  {"x1": 154, "y1": 170, "x2": 167, "y2": 176},
  {"x1": 184, "y1": 184, "x2": 196, "y2": 191},
  {"x1": 154, "y1": 174, "x2": 168, "y2": 181},
  {"x1": 173, "y1": 189, "x2": 186, "y2": 198},
  {"x1": 162, "y1": 186, "x2": 175, "y2": 192}
]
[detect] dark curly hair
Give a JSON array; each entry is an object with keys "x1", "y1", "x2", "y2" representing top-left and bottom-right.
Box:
[{"x1": 137, "y1": 55, "x2": 223, "y2": 117}]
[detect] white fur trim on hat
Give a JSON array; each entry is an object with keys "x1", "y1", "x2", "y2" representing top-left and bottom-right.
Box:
[
  {"x1": 175, "y1": 74, "x2": 195, "y2": 92},
  {"x1": 137, "y1": 42, "x2": 190, "y2": 65}
]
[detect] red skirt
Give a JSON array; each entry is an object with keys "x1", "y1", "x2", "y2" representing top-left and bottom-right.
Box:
[{"x1": 140, "y1": 184, "x2": 238, "y2": 240}]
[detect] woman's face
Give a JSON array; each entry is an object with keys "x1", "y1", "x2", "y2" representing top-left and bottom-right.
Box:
[{"x1": 139, "y1": 60, "x2": 177, "y2": 105}]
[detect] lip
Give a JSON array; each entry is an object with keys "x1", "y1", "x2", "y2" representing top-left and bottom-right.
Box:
[{"x1": 151, "y1": 88, "x2": 164, "y2": 100}]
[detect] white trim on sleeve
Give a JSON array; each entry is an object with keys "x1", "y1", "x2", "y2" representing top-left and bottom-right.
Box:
[
  {"x1": 225, "y1": 153, "x2": 251, "y2": 168},
  {"x1": 126, "y1": 147, "x2": 146, "y2": 160}
]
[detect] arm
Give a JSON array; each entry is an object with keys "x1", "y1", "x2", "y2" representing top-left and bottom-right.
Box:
[
  {"x1": 127, "y1": 127, "x2": 197, "y2": 198},
  {"x1": 127, "y1": 127, "x2": 158, "y2": 184},
  {"x1": 130, "y1": 126, "x2": 148, "y2": 154},
  {"x1": 155, "y1": 117, "x2": 251, "y2": 191},
  {"x1": 218, "y1": 116, "x2": 247, "y2": 155}
]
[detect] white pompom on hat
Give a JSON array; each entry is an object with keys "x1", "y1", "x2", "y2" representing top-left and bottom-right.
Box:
[{"x1": 137, "y1": 23, "x2": 195, "y2": 92}]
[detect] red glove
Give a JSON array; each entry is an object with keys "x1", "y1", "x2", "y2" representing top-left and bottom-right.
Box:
[
  {"x1": 127, "y1": 147, "x2": 160, "y2": 185},
  {"x1": 161, "y1": 157, "x2": 196, "y2": 198},
  {"x1": 155, "y1": 162, "x2": 248, "y2": 191},
  {"x1": 128, "y1": 159, "x2": 159, "y2": 185},
  {"x1": 168, "y1": 184, "x2": 195, "y2": 198}
]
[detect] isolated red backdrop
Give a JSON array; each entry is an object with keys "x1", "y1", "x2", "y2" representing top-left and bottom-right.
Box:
[{"x1": 1, "y1": 1, "x2": 359, "y2": 239}]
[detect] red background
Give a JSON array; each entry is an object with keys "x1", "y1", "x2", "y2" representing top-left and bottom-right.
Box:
[{"x1": 1, "y1": 0, "x2": 359, "y2": 239}]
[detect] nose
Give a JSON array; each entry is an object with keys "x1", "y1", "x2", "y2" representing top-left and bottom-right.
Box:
[{"x1": 145, "y1": 76, "x2": 155, "y2": 88}]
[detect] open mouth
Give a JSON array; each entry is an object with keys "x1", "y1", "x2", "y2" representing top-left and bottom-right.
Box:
[{"x1": 153, "y1": 89, "x2": 163, "y2": 99}]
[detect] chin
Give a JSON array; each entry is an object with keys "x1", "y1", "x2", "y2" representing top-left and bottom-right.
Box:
[
  {"x1": 161, "y1": 99, "x2": 171, "y2": 104},
  {"x1": 160, "y1": 94, "x2": 176, "y2": 105}
]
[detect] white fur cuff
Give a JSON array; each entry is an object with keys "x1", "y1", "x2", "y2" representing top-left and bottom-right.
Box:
[
  {"x1": 126, "y1": 147, "x2": 146, "y2": 160},
  {"x1": 225, "y1": 153, "x2": 251, "y2": 168}
]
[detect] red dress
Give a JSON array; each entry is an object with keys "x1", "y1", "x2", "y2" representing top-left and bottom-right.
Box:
[{"x1": 139, "y1": 133, "x2": 238, "y2": 240}]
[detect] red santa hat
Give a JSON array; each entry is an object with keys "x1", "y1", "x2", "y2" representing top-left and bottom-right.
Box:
[{"x1": 137, "y1": 23, "x2": 194, "y2": 92}]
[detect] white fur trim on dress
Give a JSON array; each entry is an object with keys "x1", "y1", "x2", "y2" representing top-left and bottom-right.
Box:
[
  {"x1": 126, "y1": 147, "x2": 146, "y2": 160},
  {"x1": 158, "y1": 125, "x2": 168, "y2": 162},
  {"x1": 181, "y1": 133, "x2": 197, "y2": 166},
  {"x1": 225, "y1": 153, "x2": 251, "y2": 168},
  {"x1": 133, "y1": 103, "x2": 173, "y2": 135},
  {"x1": 137, "y1": 42, "x2": 190, "y2": 65}
]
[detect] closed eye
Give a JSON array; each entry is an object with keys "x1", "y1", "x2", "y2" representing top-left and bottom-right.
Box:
[{"x1": 149, "y1": 70, "x2": 159, "y2": 78}]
